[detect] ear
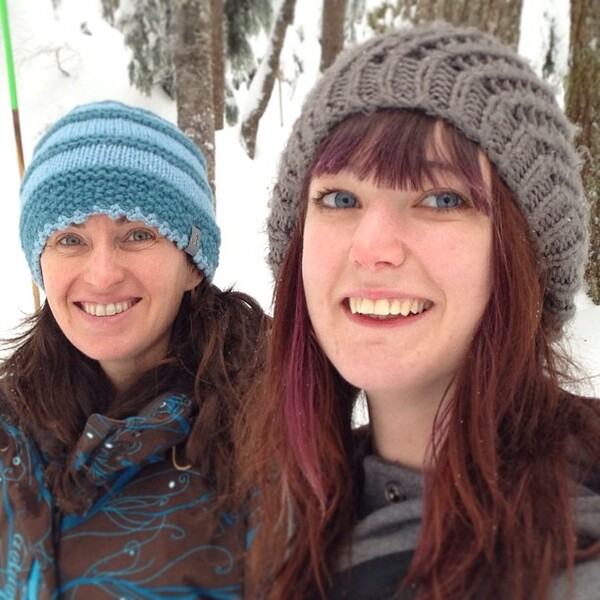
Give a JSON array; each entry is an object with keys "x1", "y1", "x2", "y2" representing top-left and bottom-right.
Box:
[{"x1": 186, "y1": 266, "x2": 204, "y2": 291}]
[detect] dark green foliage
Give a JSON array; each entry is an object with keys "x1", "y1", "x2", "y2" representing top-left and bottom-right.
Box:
[
  {"x1": 119, "y1": 0, "x2": 173, "y2": 97},
  {"x1": 224, "y1": 0, "x2": 272, "y2": 77},
  {"x1": 99, "y1": 0, "x2": 120, "y2": 25}
]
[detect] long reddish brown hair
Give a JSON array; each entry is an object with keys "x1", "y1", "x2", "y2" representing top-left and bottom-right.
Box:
[{"x1": 236, "y1": 110, "x2": 600, "y2": 599}]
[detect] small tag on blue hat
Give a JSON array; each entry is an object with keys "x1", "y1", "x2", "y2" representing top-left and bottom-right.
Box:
[{"x1": 184, "y1": 225, "x2": 201, "y2": 257}]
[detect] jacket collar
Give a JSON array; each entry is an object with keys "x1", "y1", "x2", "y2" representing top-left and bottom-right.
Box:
[{"x1": 71, "y1": 393, "x2": 194, "y2": 486}]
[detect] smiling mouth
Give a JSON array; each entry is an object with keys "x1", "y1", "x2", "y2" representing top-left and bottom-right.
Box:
[
  {"x1": 79, "y1": 299, "x2": 139, "y2": 317},
  {"x1": 348, "y1": 297, "x2": 432, "y2": 319}
]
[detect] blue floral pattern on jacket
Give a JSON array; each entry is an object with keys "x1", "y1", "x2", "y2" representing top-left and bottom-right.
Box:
[{"x1": 0, "y1": 394, "x2": 247, "y2": 599}]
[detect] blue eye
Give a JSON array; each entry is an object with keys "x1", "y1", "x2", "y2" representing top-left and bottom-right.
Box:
[
  {"x1": 421, "y1": 191, "x2": 463, "y2": 209},
  {"x1": 57, "y1": 234, "x2": 82, "y2": 246},
  {"x1": 321, "y1": 190, "x2": 358, "y2": 208},
  {"x1": 127, "y1": 229, "x2": 154, "y2": 242},
  {"x1": 52, "y1": 233, "x2": 87, "y2": 255}
]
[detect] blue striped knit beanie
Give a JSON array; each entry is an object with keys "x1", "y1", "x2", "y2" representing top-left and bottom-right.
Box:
[
  {"x1": 20, "y1": 100, "x2": 219, "y2": 287},
  {"x1": 268, "y1": 23, "x2": 589, "y2": 329}
]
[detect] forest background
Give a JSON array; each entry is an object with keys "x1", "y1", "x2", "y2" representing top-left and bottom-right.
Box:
[{"x1": 1, "y1": 0, "x2": 599, "y2": 396}]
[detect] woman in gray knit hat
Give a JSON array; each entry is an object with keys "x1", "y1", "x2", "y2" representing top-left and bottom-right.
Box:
[{"x1": 236, "y1": 22, "x2": 600, "y2": 600}]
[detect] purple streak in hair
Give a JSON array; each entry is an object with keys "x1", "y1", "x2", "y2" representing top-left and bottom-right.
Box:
[{"x1": 282, "y1": 252, "x2": 327, "y2": 503}]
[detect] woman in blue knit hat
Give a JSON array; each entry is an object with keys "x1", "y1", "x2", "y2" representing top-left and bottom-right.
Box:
[
  {"x1": 0, "y1": 100, "x2": 267, "y2": 598},
  {"x1": 236, "y1": 23, "x2": 600, "y2": 600}
]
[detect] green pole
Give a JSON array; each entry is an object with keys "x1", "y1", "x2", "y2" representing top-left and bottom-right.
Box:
[
  {"x1": 0, "y1": 0, "x2": 17, "y2": 107},
  {"x1": 1, "y1": 0, "x2": 40, "y2": 309},
  {"x1": 1, "y1": 0, "x2": 24, "y2": 175}
]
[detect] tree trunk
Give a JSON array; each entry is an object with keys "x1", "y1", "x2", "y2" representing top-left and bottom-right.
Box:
[
  {"x1": 320, "y1": 0, "x2": 346, "y2": 72},
  {"x1": 211, "y1": 0, "x2": 225, "y2": 130},
  {"x1": 414, "y1": 0, "x2": 522, "y2": 48},
  {"x1": 566, "y1": 0, "x2": 600, "y2": 304},
  {"x1": 171, "y1": 0, "x2": 216, "y2": 199},
  {"x1": 240, "y1": 0, "x2": 296, "y2": 159}
]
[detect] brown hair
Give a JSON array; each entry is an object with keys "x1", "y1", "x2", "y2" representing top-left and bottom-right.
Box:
[
  {"x1": 236, "y1": 110, "x2": 600, "y2": 599},
  {"x1": 0, "y1": 278, "x2": 268, "y2": 514}
]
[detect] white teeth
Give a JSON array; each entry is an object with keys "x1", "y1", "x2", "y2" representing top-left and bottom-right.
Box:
[
  {"x1": 399, "y1": 299, "x2": 412, "y2": 316},
  {"x1": 361, "y1": 298, "x2": 375, "y2": 314},
  {"x1": 373, "y1": 299, "x2": 388, "y2": 316},
  {"x1": 81, "y1": 301, "x2": 135, "y2": 317},
  {"x1": 349, "y1": 297, "x2": 431, "y2": 317},
  {"x1": 410, "y1": 300, "x2": 423, "y2": 315}
]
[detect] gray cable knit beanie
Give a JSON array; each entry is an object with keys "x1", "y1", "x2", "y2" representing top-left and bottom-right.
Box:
[{"x1": 267, "y1": 22, "x2": 589, "y2": 328}]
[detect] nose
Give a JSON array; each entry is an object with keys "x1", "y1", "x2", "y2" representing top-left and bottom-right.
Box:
[
  {"x1": 348, "y1": 204, "x2": 407, "y2": 270},
  {"x1": 82, "y1": 242, "x2": 126, "y2": 289}
]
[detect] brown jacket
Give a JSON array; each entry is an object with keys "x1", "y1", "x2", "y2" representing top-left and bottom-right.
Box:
[{"x1": 0, "y1": 393, "x2": 247, "y2": 599}]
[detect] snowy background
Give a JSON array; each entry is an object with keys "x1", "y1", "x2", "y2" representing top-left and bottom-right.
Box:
[{"x1": 1, "y1": 0, "x2": 598, "y2": 396}]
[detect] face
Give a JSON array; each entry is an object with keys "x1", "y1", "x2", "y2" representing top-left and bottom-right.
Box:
[
  {"x1": 302, "y1": 159, "x2": 493, "y2": 411},
  {"x1": 41, "y1": 214, "x2": 202, "y2": 389}
]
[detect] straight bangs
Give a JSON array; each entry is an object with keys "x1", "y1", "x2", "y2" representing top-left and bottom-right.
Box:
[{"x1": 310, "y1": 109, "x2": 491, "y2": 214}]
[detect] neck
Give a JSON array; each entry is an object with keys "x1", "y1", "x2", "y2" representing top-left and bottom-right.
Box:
[
  {"x1": 366, "y1": 388, "x2": 447, "y2": 470},
  {"x1": 101, "y1": 360, "x2": 144, "y2": 395}
]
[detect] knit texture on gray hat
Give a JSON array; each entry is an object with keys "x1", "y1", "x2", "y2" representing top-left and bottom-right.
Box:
[
  {"x1": 268, "y1": 22, "x2": 589, "y2": 328},
  {"x1": 20, "y1": 100, "x2": 219, "y2": 287}
]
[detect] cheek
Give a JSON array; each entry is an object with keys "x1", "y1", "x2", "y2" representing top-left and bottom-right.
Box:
[
  {"x1": 468, "y1": 229, "x2": 493, "y2": 294},
  {"x1": 301, "y1": 226, "x2": 338, "y2": 296},
  {"x1": 150, "y1": 248, "x2": 198, "y2": 292},
  {"x1": 434, "y1": 224, "x2": 492, "y2": 283},
  {"x1": 302, "y1": 230, "x2": 330, "y2": 327},
  {"x1": 447, "y1": 231, "x2": 493, "y2": 308},
  {"x1": 39, "y1": 253, "x2": 62, "y2": 299}
]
